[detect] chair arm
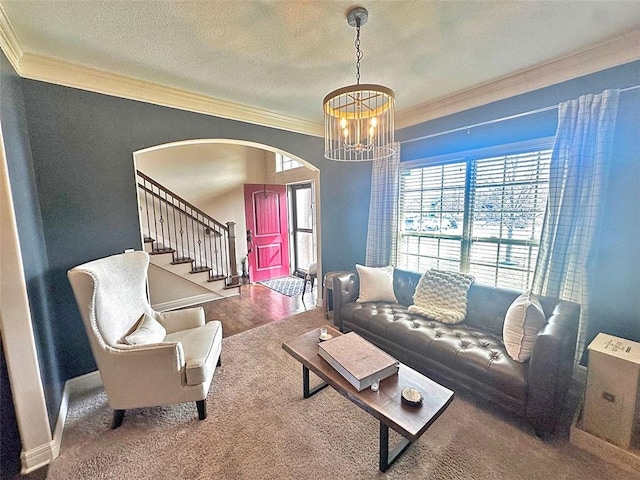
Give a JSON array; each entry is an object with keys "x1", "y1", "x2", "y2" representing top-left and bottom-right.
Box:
[
  {"x1": 156, "y1": 307, "x2": 206, "y2": 334},
  {"x1": 99, "y1": 342, "x2": 187, "y2": 409},
  {"x1": 525, "y1": 301, "x2": 580, "y2": 435},
  {"x1": 332, "y1": 271, "x2": 358, "y2": 332},
  {"x1": 108, "y1": 341, "x2": 185, "y2": 374}
]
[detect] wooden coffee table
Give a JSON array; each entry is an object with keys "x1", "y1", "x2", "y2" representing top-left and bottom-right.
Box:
[{"x1": 282, "y1": 326, "x2": 454, "y2": 472}]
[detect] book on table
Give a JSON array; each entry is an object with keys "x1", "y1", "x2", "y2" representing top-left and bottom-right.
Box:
[{"x1": 318, "y1": 332, "x2": 399, "y2": 391}]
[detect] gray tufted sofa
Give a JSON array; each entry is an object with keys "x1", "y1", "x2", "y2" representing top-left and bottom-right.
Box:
[{"x1": 332, "y1": 268, "x2": 580, "y2": 437}]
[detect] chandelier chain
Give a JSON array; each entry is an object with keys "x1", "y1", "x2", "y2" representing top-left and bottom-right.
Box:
[{"x1": 354, "y1": 21, "x2": 363, "y2": 85}]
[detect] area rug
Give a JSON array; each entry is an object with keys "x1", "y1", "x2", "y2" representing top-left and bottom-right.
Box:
[
  {"x1": 258, "y1": 275, "x2": 305, "y2": 296},
  {"x1": 43, "y1": 309, "x2": 640, "y2": 480}
]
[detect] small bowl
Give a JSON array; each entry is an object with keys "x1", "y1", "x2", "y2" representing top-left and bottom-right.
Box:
[{"x1": 401, "y1": 387, "x2": 423, "y2": 406}]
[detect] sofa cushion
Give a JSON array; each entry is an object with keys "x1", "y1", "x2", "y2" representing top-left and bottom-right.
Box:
[
  {"x1": 356, "y1": 264, "x2": 398, "y2": 303},
  {"x1": 123, "y1": 313, "x2": 166, "y2": 345},
  {"x1": 503, "y1": 293, "x2": 546, "y2": 362},
  {"x1": 342, "y1": 302, "x2": 527, "y2": 400},
  {"x1": 465, "y1": 284, "x2": 521, "y2": 337},
  {"x1": 408, "y1": 270, "x2": 474, "y2": 324},
  {"x1": 393, "y1": 268, "x2": 422, "y2": 306}
]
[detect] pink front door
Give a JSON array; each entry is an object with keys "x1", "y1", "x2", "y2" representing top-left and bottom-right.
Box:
[{"x1": 244, "y1": 184, "x2": 290, "y2": 282}]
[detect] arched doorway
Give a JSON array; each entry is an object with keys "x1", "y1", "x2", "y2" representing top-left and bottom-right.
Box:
[{"x1": 133, "y1": 139, "x2": 322, "y2": 308}]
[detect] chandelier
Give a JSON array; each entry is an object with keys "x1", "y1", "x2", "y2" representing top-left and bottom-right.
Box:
[{"x1": 323, "y1": 6, "x2": 395, "y2": 162}]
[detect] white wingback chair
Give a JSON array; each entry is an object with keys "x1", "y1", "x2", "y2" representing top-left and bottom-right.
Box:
[{"x1": 68, "y1": 251, "x2": 222, "y2": 428}]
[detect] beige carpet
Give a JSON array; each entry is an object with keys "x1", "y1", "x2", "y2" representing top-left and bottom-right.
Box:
[{"x1": 41, "y1": 308, "x2": 638, "y2": 479}]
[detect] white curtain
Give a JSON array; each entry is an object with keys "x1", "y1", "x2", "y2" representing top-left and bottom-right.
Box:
[
  {"x1": 365, "y1": 143, "x2": 400, "y2": 267},
  {"x1": 532, "y1": 89, "x2": 620, "y2": 364}
]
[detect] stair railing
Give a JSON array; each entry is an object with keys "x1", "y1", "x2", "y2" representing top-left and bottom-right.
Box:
[{"x1": 137, "y1": 170, "x2": 238, "y2": 285}]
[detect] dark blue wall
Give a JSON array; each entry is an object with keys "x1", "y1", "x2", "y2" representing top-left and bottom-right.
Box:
[
  {"x1": 588, "y1": 87, "x2": 640, "y2": 347},
  {"x1": 1, "y1": 53, "x2": 63, "y2": 435},
  {"x1": 19, "y1": 79, "x2": 372, "y2": 380}
]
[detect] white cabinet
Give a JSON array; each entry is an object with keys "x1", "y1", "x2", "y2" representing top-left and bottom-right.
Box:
[{"x1": 583, "y1": 333, "x2": 640, "y2": 449}]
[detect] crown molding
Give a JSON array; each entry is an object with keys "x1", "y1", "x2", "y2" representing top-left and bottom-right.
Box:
[
  {"x1": 0, "y1": 3, "x2": 23, "y2": 70},
  {"x1": 1, "y1": 5, "x2": 637, "y2": 135},
  {"x1": 16, "y1": 52, "x2": 324, "y2": 137},
  {"x1": 395, "y1": 29, "x2": 640, "y2": 130}
]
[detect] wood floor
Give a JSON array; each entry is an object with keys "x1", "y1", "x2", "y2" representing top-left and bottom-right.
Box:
[{"x1": 189, "y1": 283, "x2": 320, "y2": 337}]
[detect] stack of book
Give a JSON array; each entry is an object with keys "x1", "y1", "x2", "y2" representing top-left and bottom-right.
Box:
[{"x1": 318, "y1": 332, "x2": 399, "y2": 391}]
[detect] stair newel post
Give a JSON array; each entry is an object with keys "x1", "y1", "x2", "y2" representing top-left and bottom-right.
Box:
[{"x1": 227, "y1": 221, "x2": 238, "y2": 283}]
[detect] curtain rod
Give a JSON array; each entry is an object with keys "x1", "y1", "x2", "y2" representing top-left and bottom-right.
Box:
[{"x1": 400, "y1": 84, "x2": 640, "y2": 146}]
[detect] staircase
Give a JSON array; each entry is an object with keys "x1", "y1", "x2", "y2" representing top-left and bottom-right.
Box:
[{"x1": 137, "y1": 171, "x2": 240, "y2": 300}]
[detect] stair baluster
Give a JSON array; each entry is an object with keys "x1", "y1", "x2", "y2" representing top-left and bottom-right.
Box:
[{"x1": 136, "y1": 171, "x2": 238, "y2": 285}]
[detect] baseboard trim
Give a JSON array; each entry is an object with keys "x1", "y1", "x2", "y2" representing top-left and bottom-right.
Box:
[
  {"x1": 20, "y1": 371, "x2": 103, "y2": 474},
  {"x1": 20, "y1": 439, "x2": 56, "y2": 474},
  {"x1": 66, "y1": 370, "x2": 103, "y2": 398}
]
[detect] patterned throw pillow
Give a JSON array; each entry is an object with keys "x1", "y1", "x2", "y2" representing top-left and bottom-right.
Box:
[
  {"x1": 355, "y1": 264, "x2": 398, "y2": 303},
  {"x1": 503, "y1": 292, "x2": 546, "y2": 362},
  {"x1": 408, "y1": 269, "x2": 475, "y2": 324}
]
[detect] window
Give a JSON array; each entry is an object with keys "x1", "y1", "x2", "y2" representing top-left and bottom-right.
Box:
[
  {"x1": 289, "y1": 183, "x2": 315, "y2": 273},
  {"x1": 275, "y1": 153, "x2": 302, "y2": 172},
  {"x1": 397, "y1": 143, "x2": 552, "y2": 290}
]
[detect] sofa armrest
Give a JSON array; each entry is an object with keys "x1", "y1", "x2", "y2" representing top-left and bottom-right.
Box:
[
  {"x1": 332, "y1": 271, "x2": 358, "y2": 332},
  {"x1": 525, "y1": 300, "x2": 580, "y2": 435}
]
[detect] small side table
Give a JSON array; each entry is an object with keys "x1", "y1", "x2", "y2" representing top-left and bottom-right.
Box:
[{"x1": 323, "y1": 271, "x2": 350, "y2": 319}]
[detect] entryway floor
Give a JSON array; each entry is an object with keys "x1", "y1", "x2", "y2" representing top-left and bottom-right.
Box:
[{"x1": 186, "y1": 283, "x2": 319, "y2": 337}]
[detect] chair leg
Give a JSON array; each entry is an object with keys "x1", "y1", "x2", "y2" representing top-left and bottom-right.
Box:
[
  {"x1": 112, "y1": 409, "x2": 125, "y2": 429},
  {"x1": 196, "y1": 400, "x2": 207, "y2": 420}
]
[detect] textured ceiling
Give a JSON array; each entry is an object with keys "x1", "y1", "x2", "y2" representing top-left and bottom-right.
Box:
[{"x1": 2, "y1": 0, "x2": 640, "y2": 128}]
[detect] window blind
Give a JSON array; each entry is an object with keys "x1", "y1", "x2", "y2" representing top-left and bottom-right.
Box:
[{"x1": 397, "y1": 147, "x2": 551, "y2": 290}]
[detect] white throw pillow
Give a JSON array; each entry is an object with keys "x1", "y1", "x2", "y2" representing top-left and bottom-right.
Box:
[
  {"x1": 408, "y1": 269, "x2": 474, "y2": 324},
  {"x1": 503, "y1": 293, "x2": 546, "y2": 362},
  {"x1": 124, "y1": 313, "x2": 167, "y2": 345},
  {"x1": 355, "y1": 264, "x2": 398, "y2": 303}
]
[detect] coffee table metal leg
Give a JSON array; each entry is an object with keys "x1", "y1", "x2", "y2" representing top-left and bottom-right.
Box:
[
  {"x1": 379, "y1": 422, "x2": 412, "y2": 472},
  {"x1": 303, "y1": 365, "x2": 328, "y2": 398}
]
